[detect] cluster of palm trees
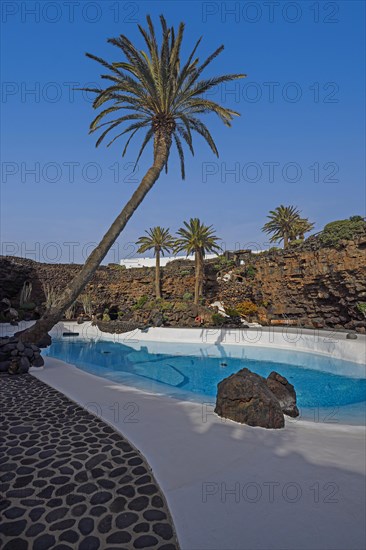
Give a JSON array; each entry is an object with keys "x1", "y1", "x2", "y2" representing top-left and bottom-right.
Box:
[
  {"x1": 136, "y1": 218, "x2": 221, "y2": 304},
  {"x1": 262, "y1": 205, "x2": 314, "y2": 249},
  {"x1": 137, "y1": 205, "x2": 314, "y2": 307}
]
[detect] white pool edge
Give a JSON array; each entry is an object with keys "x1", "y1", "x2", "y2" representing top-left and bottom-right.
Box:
[
  {"x1": 41, "y1": 321, "x2": 366, "y2": 366},
  {"x1": 2, "y1": 320, "x2": 365, "y2": 366}
]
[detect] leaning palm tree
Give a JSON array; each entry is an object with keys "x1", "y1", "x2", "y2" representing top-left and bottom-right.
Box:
[
  {"x1": 262, "y1": 205, "x2": 302, "y2": 249},
  {"x1": 136, "y1": 226, "x2": 174, "y2": 299},
  {"x1": 174, "y1": 218, "x2": 221, "y2": 304},
  {"x1": 19, "y1": 15, "x2": 245, "y2": 343}
]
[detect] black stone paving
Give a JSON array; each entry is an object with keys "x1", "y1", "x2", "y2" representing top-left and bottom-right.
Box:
[{"x1": 0, "y1": 374, "x2": 179, "y2": 549}]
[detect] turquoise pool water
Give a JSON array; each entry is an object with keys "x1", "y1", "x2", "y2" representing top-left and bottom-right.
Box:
[{"x1": 45, "y1": 338, "x2": 366, "y2": 425}]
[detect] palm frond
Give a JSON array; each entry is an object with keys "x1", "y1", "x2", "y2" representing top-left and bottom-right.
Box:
[
  {"x1": 79, "y1": 15, "x2": 246, "y2": 178},
  {"x1": 173, "y1": 133, "x2": 185, "y2": 179},
  {"x1": 136, "y1": 226, "x2": 174, "y2": 255},
  {"x1": 174, "y1": 218, "x2": 221, "y2": 256}
]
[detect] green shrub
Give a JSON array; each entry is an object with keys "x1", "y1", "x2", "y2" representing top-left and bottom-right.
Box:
[
  {"x1": 214, "y1": 256, "x2": 235, "y2": 271},
  {"x1": 174, "y1": 301, "x2": 189, "y2": 312},
  {"x1": 318, "y1": 216, "x2": 366, "y2": 247},
  {"x1": 180, "y1": 270, "x2": 191, "y2": 276},
  {"x1": 224, "y1": 307, "x2": 240, "y2": 318},
  {"x1": 183, "y1": 292, "x2": 193, "y2": 302},
  {"x1": 155, "y1": 299, "x2": 174, "y2": 311},
  {"x1": 144, "y1": 300, "x2": 156, "y2": 311},
  {"x1": 102, "y1": 313, "x2": 110, "y2": 321},
  {"x1": 246, "y1": 265, "x2": 256, "y2": 278},
  {"x1": 212, "y1": 313, "x2": 226, "y2": 326},
  {"x1": 132, "y1": 295, "x2": 149, "y2": 310},
  {"x1": 356, "y1": 302, "x2": 366, "y2": 317},
  {"x1": 236, "y1": 301, "x2": 258, "y2": 317}
]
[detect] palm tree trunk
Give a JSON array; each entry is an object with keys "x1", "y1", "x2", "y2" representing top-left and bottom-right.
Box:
[
  {"x1": 194, "y1": 248, "x2": 204, "y2": 305},
  {"x1": 155, "y1": 249, "x2": 161, "y2": 299},
  {"x1": 19, "y1": 133, "x2": 171, "y2": 344},
  {"x1": 194, "y1": 249, "x2": 200, "y2": 305},
  {"x1": 198, "y1": 249, "x2": 204, "y2": 301},
  {"x1": 283, "y1": 233, "x2": 289, "y2": 249}
]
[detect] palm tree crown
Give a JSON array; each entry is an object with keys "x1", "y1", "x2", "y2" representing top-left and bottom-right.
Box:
[
  {"x1": 290, "y1": 218, "x2": 315, "y2": 240},
  {"x1": 82, "y1": 15, "x2": 246, "y2": 178},
  {"x1": 136, "y1": 226, "x2": 174, "y2": 255},
  {"x1": 174, "y1": 218, "x2": 222, "y2": 257},
  {"x1": 262, "y1": 205, "x2": 312, "y2": 248}
]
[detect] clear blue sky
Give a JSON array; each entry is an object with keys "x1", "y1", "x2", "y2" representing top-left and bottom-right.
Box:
[{"x1": 1, "y1": 0, "x2": 365, "y2": 263}]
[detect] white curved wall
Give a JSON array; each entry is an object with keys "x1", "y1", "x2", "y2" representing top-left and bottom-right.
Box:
[
  {"x1": 2, "y1": 321, "x2": 365, "y2": 367},
  {"x1": 46, "y1": 322, "x2": 366, "y2": 366}
]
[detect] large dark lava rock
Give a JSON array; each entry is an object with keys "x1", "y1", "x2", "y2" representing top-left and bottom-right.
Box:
[
  {"x1": 265, "y1": 371, "x2": 299, "y2": 418},
  {"x1": 215, "y1": 368, "x2": 285, "y2": 429}
]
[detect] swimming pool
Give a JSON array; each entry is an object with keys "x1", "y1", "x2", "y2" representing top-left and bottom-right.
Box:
[{"x1": 44, "y1": 338, "x2": 366, "y2": 425}]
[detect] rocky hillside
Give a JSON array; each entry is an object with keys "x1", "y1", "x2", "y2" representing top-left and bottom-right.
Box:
[
  {"x1": 215, "y1": 238, "x2": 366, "y2": 332},
  {"x1": 0, "y1": 236, "x2": 365, "y2": 332}
]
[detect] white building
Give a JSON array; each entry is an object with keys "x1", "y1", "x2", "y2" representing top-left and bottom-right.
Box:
[{"x1": 120, "y1": 254, "x2": 218, "y2": 269}]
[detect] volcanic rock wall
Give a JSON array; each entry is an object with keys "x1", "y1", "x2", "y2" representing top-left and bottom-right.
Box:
[
  {"x1": 0, "y1": 257, "x2": 196, "y2": 313},
  {"x1": 216, "y1": 238, "x2": 366, "y2": 331},
  {"x1": 0, "y1": 237, "x2": 365, "y2": 331}
]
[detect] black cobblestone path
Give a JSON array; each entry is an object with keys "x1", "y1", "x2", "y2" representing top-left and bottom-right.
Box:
[{"x1": 0, "y1": 374, "x2": 179, "y2": 550}]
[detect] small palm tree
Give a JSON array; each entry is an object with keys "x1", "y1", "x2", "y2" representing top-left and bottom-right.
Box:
[
  {"x1": 262, "y1": 205, "x2": 302, "y2": 249},
  {"x1": 174, "y1": 218, "x2": 221, "y2": 304},
  {"x1": 136, "y1": 227, "x2": 174, "y2": 299},
  {"x1": 20, "y1": 15, "x2": 245, "y2": 344},
  {"x1": 290, "y1": 218, "x2": 315, "y2": 241}
]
